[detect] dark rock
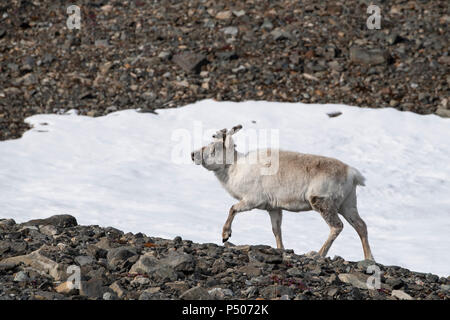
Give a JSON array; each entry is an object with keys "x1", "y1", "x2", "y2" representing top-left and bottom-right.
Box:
[
  {"x1": 158, "y1": 51, "x2": 172, "y2": 60},
  {"x1": 0, "y1": 219, "x2": 16, "y2": 228},
  {"x1": 0, "y1": 241, "x2": 10, "y2": 255},
  {"x1": 215, "y1": 10, "x2": 232, "y2": 20},
  {"x1": 109, "y1": 281, "x2": 126, "y2": 298},
  {"x1": 104, "y1": 227, "x2": 124, "y2": 239},
  {"x1": 328, "y1": 61, "x2": 343, "y2": 72},
  {"x1": 349, "y1": 47, "x2": 390, "y2": 66},
  {"x1": 172, "y1": 52, "x2": 208, "y2": 74},
  {"x1": 106, "y1": 247, "x2": 137, "y2": 269},
  {"x1": 327, "y1": 111, "x2": 342, "y2": 118},
  {"x1": 338, "y1": 273, "x2": 370, "y2": 289},
  {"x1": 1, "y1": 246, "x2": 67, "y2": 281},
  {"x1": 139, "y1": 289, "x2": 168, "y2": 300},
  {"x1": 287, "y1": 267, "x2": 303, "y2": 277},
  {"x1": 211, "y1": 258, "x2": 227, "y2": 274},
  {"x1": 221, "y1": 26, "x2": 238, "y2": 36},
  {"x1": 356, "y1": 259, "x2": 378, "y2": 270},
  {"x1": 162, "y1": 252, "x2": 195, "y2": 273},
  {"x1": 0, "y1": 262, "x2": 19, "y2": 272},
  {"x1": 23, "y1": 215, "x2": 77, "y2": 228},
  {"x1": 94, "y1": 39, "x2": 110, "y2": 47},
  {"x1": 215, "y1": 51, "x2": 239, "y2": 60},
  {"x1": 33, "y1": 291, "x2": 59, "y2": 300},
  {"x1": 180, "y1": 286, "x2": 211, "y2": 300},
  {"x1": 238, "y1": 264, "x2": 262, "y2": 277},
  {"x1": 425, "y1": 273, "x2": 439, "y2": 283},
  {"x1": 391, "y1": 289, "x2": 413, "y2": 300},
  {"x1": 348, "y1": 287, "x2": 363, "y2": 300},
  {"x1": 205, "y1": 277, "x2": 221, "y2": 287},
  {"x1": 94, "y1": 237, "x2": 114, "y2": 250},
  {"x1": 17, "y1": 73, "x2": 37, "y2": 86},
  {"x1": 248, "y1": 247, "x2": 282, "y2": 264},
  {"x1": 166, "y1": 281, "x2": 189, "y2": 293},
  {"x1": 86, "y1": 244, "x2": 107, "y2": 259},
  {"x1": 13, "y1": 271, "x2": 29, "y2": 282},
  {"x1": 80, "y1": 278, "x2": 110, "y2": 299},
  {"x1": 130, "y1": 254, "x2": 178, "y2": 281},
  {"x1": 102, "y1": 292, "x2": 118, "y2": 300},
  {"x1": 261, "y1": 19, "x2": 273, "y2": 30},
  {"x1": 386, "y1": 33, "x2": 401, "y2": 45},
  {"x1": 386, "y1": 278, "x2": 404, "y2": 290},
  {"x1": 437, "y1": 56, "x2": 450, "y2": 65},
  {"x1": 74, "y1": 255, "x2": 95, "y2": 266},
  {"x1": 173, "y1": 236, "x2": 182, "y2": 243},
  {"x1": 130, "y1": 254, "x2": 160, "y2": 274},
  {"x1": 40, "y1": 225, "x2": 59, "y2": 237},
  {"x1": 208, "y1": 287, "x2": 233, "y2": 300},
  {"x1": 271, "y1": 29, "x2": 291, "y2": 41},
  {"x1": 327, "y1": 287, "x2": 340, "y2": 297},
  {"x1": 42, "y1": 53, "x2": 54, "y2": 65},
  {"x1": 153, "y1": 265, "x2": 178, "y2": 281},
  {"x1": 309, "y1": 265, "x2": 322, "y2": 276}
]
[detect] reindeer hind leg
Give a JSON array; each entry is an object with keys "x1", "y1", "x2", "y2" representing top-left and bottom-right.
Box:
[
  {"x1": 340, "y1": 189, "x2": 374, "y2": 261},
  {"x1": 310, "y1": 196, "x2": 343, "y2": 257}
]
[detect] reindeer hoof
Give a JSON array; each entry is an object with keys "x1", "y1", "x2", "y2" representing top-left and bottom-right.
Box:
[{"x1": 222, "y1": 230, "x2": 231, "y2": 243}]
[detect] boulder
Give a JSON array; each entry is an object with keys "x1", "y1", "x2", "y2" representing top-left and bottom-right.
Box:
[
  {"x1": 55, "y1": 281, "x2": 79, "y2": 294},
  {"x1": 248, "y1": 247, "x2": 282, "y2": 264},
  {"x1": 208, "y1": 288, "x2": 233, "y2": 300},
  {"x1": 106, "y1": 246, "x2": 137, "y2": 269},
  {"x1": 260, "y1": 285, "x2": 295, "y2": 299},
  {"x1": 23, "y1": 215, "x2": 77, "y2": 228},
  {"x1": 172, "y1": 52, "x2": 207, "y2": 74},
  {"x1": 0, "y1": 219, "x2": 16, "y2": 229},
  {"x1": 349, "y1": 47, "x2": 390, "y2": 66},
  {"x1": 338, "y1": 273, "x2": 370, "y2": 289},
  {"x1": 109, "y1": 281, "x2": 126, "y2": 298},
  {"x1": 80, "y1": 278, "x2": 110, "y2": 299},
  {"x1": 391, "y1": 290, "x2": 414, "y2": 300},
  {"x1": 129, "y1": 253, "x2": 178, "y2": 281},
  {"x1": 0, "y1": 245, "x2": 66, "y2": 281},
  {"x1": 161, "y1": 252, "x2": 195, "y2": 272},
  {"x1": 180, "y1": 286, "x2": 211, "y2": 300},
  {"x1": 75, "y1": 255, "x2": 95, "y2": 266}
]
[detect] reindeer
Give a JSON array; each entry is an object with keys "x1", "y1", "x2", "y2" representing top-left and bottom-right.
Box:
[{"x1": 191, "y1": 125, "x2": 374, "y2": 260}]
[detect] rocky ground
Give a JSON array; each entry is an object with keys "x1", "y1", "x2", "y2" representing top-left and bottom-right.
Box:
[
  {"x1": 0, "y1": 0, "x2": 449, "y2": 140},
  {"x1": 0, "y1": 215, "x2": 448, "y2": 300}
]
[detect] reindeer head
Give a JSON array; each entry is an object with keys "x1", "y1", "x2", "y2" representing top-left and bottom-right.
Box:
[{"x1": 191, "y1": 125, "x2": 242, "y2": 171}]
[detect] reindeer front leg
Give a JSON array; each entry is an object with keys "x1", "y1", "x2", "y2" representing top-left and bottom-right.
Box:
[
  {"x1": 222, "y1": 200, "x2": 256, "y2": 243},
  {"x1": 268, "y1": 209, "x2": 284, "y2": 249}
]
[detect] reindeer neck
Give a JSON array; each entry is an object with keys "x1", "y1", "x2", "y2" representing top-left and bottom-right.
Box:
[{"x1": 213, "y1": 150, "x2": 242, "y2": 184}]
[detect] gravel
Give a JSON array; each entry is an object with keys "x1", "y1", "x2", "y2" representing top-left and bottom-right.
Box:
[
  {"x1": 0, "y1": 0, "x2": 449, "y2": 141},
  {"x1": 0, "y1": 215, "x2": 448, "y2": 300}
]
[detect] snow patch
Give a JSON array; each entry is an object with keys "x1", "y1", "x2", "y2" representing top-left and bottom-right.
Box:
[{"x1": 1, "y1": 100, "x2": 449, "y2": 276}]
